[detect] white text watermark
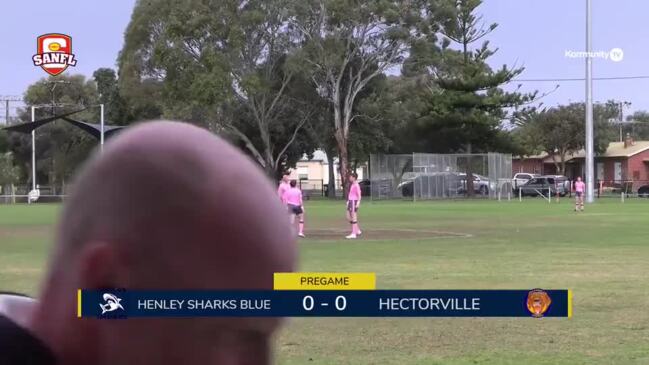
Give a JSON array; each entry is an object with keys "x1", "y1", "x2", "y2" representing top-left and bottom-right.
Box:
[{"x1": 564, "y1": 48, "x2": 624, "y2": 62}]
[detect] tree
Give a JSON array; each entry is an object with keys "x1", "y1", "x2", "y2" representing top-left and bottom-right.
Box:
[
  {"x1": 412, "y1": 0, "x2": 537, "y2": 195},
  {"x1": 529, "y1": 106, "x2": 583, "y2": 175},
  {"x1": 625, "y1": 110, "x2": 649, "y2": 140},
  {"x1": 291, "y1": 0, "x2": 422, "y2": 193},
  {"x1": 118, "y1": 0, "x2": 316, "y2": 177},
  {"x1": 514, "y1": 102, "x2": 619, "y2": 175},
  {"x1": 93, "y1": 68, "x2": 130, "y2": 125},
  {"x1": 0, "y1": 151, "x2": 20, "y2": 201}
]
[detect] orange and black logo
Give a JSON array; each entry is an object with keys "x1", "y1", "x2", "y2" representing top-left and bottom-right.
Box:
[{"x1": 526, "y1": 289, "x2": 552, "y2": 318}]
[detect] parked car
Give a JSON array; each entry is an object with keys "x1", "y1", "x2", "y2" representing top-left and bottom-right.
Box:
[
  {"x1": 517, "y1": 175, "x2": 570, "y2": 197},
  {"x1": 359, "y1": 180, "x2": 371, "y2": 196},
  {"x1": 358, "y1": 179, "x2": 395, "y2": 197},
  {"x1": 513, "y1": 173, "x2": 540, "y2": 190},
  {"x1": 456, "y1": 173, "x2": 494, "y2": 195},
  {"x1": 400, "y1": 172, "x2": 493, "y2": 197},
  {"x1": 638, "y1": 185, "x2": 649, "y2": 197}
]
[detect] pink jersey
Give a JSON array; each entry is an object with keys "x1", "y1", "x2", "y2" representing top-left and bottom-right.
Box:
[
  {"x1": 574, "y1": 181, "x2": 585, "y2": 192},
  {"x1": 348, "y1": 182, "x2": 361, "y2": 201},
  {"x1": 284, "y1": 187, "x2": 303, "y2": 206},
  {"x1": 277, "y1": 182, "x2": 290, "y2": 203}
]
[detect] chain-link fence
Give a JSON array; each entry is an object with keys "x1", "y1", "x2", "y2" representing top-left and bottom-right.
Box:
[
  {"x1": 370, "y1": 153, "x2": 512, "y2": 200},
  {"x1": 368, "y1": 154, "x2": 414, "y2": 199}
]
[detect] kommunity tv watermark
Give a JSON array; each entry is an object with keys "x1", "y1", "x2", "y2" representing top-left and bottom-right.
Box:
[{"x1": 564, "y1": 48, "x2": 624, "y2": 62}]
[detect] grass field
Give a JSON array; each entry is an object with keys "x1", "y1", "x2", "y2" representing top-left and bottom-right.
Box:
[{"x1": 1, "y1": 199, "x2": 649, "y2": 364}]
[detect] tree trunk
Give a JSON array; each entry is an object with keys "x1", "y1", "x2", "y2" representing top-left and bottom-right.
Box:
[
  {"x1": 325, "y1": 146, "x2": 336, "y2": 199},
  {"x1": 335, "y1": 128, "x2": 349, "y2": 199},
  {"x1": 338, "y1": 143, "x2": 349, "y2": 199},
  {"x1": 551, "y1": 153, "x2": 560, "y2": 174},
  {"x1": 265, "y1": 158, "x2": 277, "y2": 180},
  {"x1": 465, "y1": 143, "x2": 475, "y2": 197}
]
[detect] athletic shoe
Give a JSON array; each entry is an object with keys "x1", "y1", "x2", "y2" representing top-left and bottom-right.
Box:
[
  {"x1": 345, "y1": 234, "x2": 357, "y2": 239},
  {"x1": 357, "y1": 230, "x2": 362, "y2": 235},
  {"x1": 298, "y1": 233, "x2": 305, "y2": 237}
]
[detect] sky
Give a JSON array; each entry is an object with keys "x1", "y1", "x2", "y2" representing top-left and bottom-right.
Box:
[{"x1": 1, "y1": 0, "x2": 648, "y2": 121}]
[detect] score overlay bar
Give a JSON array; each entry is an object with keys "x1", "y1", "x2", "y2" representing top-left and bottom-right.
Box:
[{"x1": 79, "y1": 289, "x2": 572, "y2": 318}]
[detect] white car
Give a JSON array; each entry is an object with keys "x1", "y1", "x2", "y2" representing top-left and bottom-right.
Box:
[{"x1": 513, "y1": 173, "x2": 540, "y2": 190}]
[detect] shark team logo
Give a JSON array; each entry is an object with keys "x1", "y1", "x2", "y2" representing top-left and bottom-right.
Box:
[
  {"x1": 100, "y1": 293, "x2": 124, "y2": 314},
  {"x1": 32, "y1": 33, "x2": 78, "y2": 76}
]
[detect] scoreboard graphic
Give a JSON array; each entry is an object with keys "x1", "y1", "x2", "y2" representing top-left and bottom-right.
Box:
[{"x1": 78, "y1": 273, "x2": 572, "y2": 319}]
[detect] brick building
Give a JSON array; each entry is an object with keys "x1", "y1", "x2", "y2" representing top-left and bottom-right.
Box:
[{"x1": 513, "y1": 136, "x2": 649, "y2": 191}]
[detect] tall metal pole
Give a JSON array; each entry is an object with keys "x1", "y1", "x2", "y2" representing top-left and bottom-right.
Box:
[
  {"x1": 31, "y1": 106, "x2": 36, "y2": 192},
  {"x1": 4, "y1": 100, "x2": 8, "y2": 125},
  {"x1": 100, "y1": 104, "x2": 105, "y2": 151},
  {"x1": 585, "y1": 0, "x2": 594, "y2": 203}
]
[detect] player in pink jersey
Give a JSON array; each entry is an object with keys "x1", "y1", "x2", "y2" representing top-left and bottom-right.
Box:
[
  {"x1": 345, "y1": 172, "x2": 362, "y2": 239},
  {"x1": 284, "y1": 180, "x2": 306, "y2": 237},
  {"x1": 277, "y1": 174, "x2": 290, "y2": 204},
  {"x1": 574, "y1": 176, "x2": 585, "y2": 212}
]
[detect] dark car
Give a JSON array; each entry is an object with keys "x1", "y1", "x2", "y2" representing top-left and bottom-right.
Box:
[
  {"x1": 359, "y1": 180, "x2": 371, "y2": 197},
  {"x1": 517, "y1": 175, "x2": 570, "y2": 197},
  {"x1": 638, "y1": 185, "x2": 649, "y2": 197},
  {"x1": 357, "y1": 179, "x2": 395, "y2": 197},
  {"x1": 400, "y1": 172, "x2": 492, "y2": 198}
]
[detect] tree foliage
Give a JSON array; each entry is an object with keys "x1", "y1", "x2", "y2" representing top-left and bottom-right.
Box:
[
  {"x1": 513, "y1": 101, "x2": 619, "y2": 175},
  {"x1": 411, "y1": 0, "x2": 538, "y2": 194},
  {"x1": 118, "y1": 0, "x2": 316, "y2": 177},
  {"x1": 291, "y1": 0, "x2": 423, "y2": 191}
]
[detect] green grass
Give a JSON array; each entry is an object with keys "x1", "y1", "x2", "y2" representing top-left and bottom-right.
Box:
[{"x1": 1, "y1": 200, "x2": 649, "y2": 364}]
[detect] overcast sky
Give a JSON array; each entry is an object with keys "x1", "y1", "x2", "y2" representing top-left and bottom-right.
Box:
[{"x1": 1, "y1": 0, "x2": 648, "y2": 120}]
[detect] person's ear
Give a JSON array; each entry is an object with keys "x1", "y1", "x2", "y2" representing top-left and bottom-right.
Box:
[{"x1": 77, "y1": 242, "x2": 124, "y2": 290}]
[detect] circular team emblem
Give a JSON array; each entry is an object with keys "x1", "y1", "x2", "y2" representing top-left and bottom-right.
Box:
[{"x1": 526, "y1": 289, "x2": 552, "y2": 318}]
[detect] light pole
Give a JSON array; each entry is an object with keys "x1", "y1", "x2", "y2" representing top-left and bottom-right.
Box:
[
  {"x1": 31, "y1": 106, "x2": 36, "y2": 193},
  {"x1": 100, "y1": 104, "x2": 105, "y2": 151},
  {"x1": 29, "y1": 104, "x2": 56, "y2": 202},
  {"x1": 585, "y1": 0, "x2": 594, "y2": 203}
]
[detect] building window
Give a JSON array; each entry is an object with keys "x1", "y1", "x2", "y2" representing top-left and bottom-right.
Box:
[
  {"x1": 614, "y1": 162, "x2": 622, "y2": 181},
  {"x1": 597, "y1": 162, "x2": 604, "y2": 180},
  {"x1": 297, "y1": 167, "x2": 308, "y2": 180}
]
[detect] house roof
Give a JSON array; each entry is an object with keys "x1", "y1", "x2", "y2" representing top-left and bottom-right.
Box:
[
  {"x1": 300, "y1": 149, "x2": 330, "y2": 163},
  {"x1": 545, "y1": 141, "x2": 649, "y2": 162},
  {"x1": 516, "y1": 153, "x2": 548, "y2": 160},
  {"x1": 514, "y1": 141, "x2": 649, "y2": 163}
]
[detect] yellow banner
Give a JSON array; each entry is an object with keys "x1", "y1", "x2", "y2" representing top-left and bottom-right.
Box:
[{"x1": 274, "y1": 272, "x2": 376, "y2": 290}]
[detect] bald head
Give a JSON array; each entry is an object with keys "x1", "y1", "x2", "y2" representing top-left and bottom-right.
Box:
[{"x1": 32, "y1": 121, "x2": 297, "y2": 365}]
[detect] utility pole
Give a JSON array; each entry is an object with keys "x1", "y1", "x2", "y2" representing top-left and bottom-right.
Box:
[
  {"x1": 46, "y1": 81, "x2": 71, "y2": 116},
  {"x1": 0, "y1": 95, "x2": 22, "y2": 125}
]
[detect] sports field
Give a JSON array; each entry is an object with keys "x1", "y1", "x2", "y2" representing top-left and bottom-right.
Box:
[{"x1": 1, "y1": 200, "x2": 649, "y2": 364}]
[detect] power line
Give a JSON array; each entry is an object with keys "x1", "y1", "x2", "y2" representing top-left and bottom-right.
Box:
[
  {"x1": 512, "y1": 75, "x2": 649, "y2": 82},
  {"x1": 0, "y1": 95, "x2": 23, "y2": 124}
]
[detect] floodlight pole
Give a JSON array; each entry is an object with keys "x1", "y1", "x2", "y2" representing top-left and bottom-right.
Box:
[
  {"x1": 585, "y1": 0, "x2": 595, "y2": 203},
  {"x1": 100, "y1": 104, "x2": 105, "y2": 151},
  {"x1": 31, "y1": 106, "x2": 36, "y2": 192}
]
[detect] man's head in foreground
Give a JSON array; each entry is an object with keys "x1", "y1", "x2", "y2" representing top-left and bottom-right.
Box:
[{"x1": 30, "y1": 121, "x2": 297, "y2": 365}]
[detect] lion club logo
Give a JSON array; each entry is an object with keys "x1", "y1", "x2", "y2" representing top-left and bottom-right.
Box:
[
  {"x1": 32, "y1": 33, "x2": 77, "y2": 76},
  {"x1": 526, "y1": 289, "x2": 552, "y2": 318}
]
